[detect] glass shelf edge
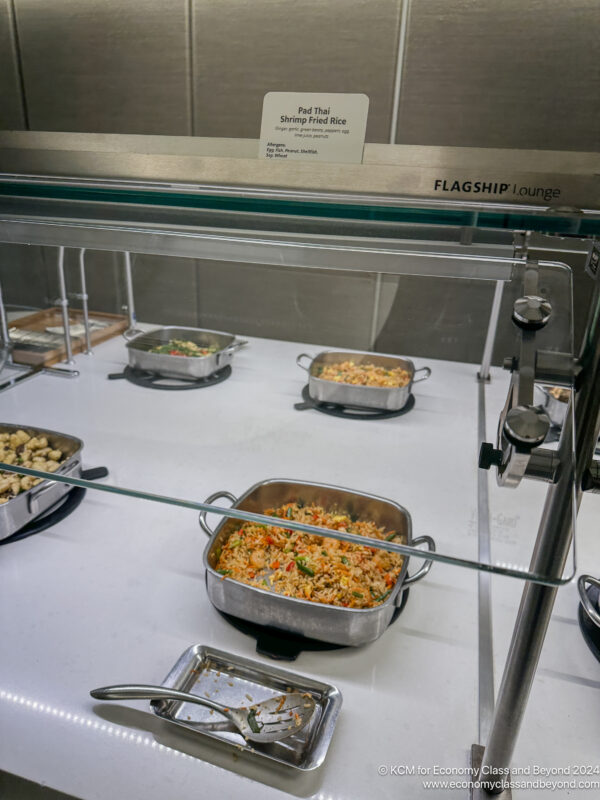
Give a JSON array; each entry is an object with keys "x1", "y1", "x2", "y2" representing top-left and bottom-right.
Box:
[{"x1": 0, "y1": 462, "x2": 572, "y2": 587}]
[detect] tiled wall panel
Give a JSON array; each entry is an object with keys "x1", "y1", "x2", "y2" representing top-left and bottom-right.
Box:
[
  {"x1": 395, "y1": 0, "x2": 600, "y2": 151},
  {"x1": 191, "y1": 0, "x2": 402, "y2": 142},
  {"x1": 0, "y1": 243, "x2": 50, "y2": 310},
  {"x1": 14, "y1": 0, "x2": 191, "y2": 134}
]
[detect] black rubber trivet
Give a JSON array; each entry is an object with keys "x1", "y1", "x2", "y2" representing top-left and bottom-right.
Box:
[
  {"x1": 0, "y1": 467, "x2": 108, "y2": 545},
  {"x1": 294, "y1": 384, "x2": 415, "y2": 420},
  {"x1": 216, "y1": 588, "x2": 409, "y2": 661},
  {"x1": 107, "y1": 365, "x2": 232, "y2": 390},
  {"x1": 578, "y1": 582, "x2": 600, "y2": 664}
]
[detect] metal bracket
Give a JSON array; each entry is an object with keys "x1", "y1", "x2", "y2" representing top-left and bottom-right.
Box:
[
  {"x1": 477, "y1": 261, "x2": 578, "y2": 489},
  {"x1": 470, "y1": 745, "x2": 512, "y2": 799}
]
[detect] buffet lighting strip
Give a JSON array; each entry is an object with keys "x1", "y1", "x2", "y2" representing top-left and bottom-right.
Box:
[
  {"x1": 0, "y1": 461, "x2": 575, "y2": 586},
  {"x1": 0, "y1": 689, "x2": 194, "y2": 761}
]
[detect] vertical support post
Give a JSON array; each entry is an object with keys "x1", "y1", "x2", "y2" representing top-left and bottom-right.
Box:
[
  {"x1": 369, "y1": 273, "x2": 383, "y2": 350},
  {"x1": 477, "y1": 378, "x2": 495, "y2": 747},
  {"x1": 480, "y1": 282, "x2": 600, "y2": 793},
  {"x1": 389, "y1": 0, "x2": 410, "y2": 144},
  {"x1": 79, "y1": 248, "x2": 92, "y2": 354},
  {"x1": 0, "y1": 279, "x2": 10, "y2": 346},
  {"x1": 479, "y1": 280, "x2": 504, "y2": 381},
  {"x1": 123, "y1": 251, "x2": 141, "y2": 339},
  {"x1": 0, "y1": 279, "x2": 12, "y2": 373},
  {"x1": 57, "y1": 246, "x2": 74, "y2": 365}
]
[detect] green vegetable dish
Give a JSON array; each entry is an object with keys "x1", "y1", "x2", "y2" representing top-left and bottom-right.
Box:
[{"x1": 149, "y1": 338, "x2": 218, "y2": 357}]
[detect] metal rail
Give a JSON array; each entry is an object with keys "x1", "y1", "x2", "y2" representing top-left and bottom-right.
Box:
[
  {"x1": 78, "y1": 248, "x2": 92, "y2": 354},
  {"x1": 0, "y1": 216, "x2": 519, "y2": 280},
  {"x1": 122, "y1": 251, "x2": 142, "y2": 340},
  {"x1": 477, "y1": 378, "x2": 495, "y2": 747},
  {"x1": 479, "y1": 280, "x2": 504, "y2": 380},
  {"x1": 56, "y1": 245, "x2": 74, "y2": 365}
]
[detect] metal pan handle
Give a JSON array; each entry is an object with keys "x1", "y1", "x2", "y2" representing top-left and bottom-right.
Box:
[
  {"x1": 122, "y1": 328, "x2": 143, "y2": 342},
  {"x1": 412, "y1": 366, "x2": 431, "y2": 383},
  {"x1": 199, "y1": 490, "x2": 238, "y2": 537},
  {"x1": 225, "y1": 339, "x2": 248, "y2": 354},
  {"x1": 26, "y1": 461, "x2": 80, "y2": 514},
  {"x1": 578, "y1": 574, "x2": 600, "y2": 628},
  {"x1": 27, "y1": 479, "x2": 58, "y2": 515},
  {"x1": 217, "y1": 340, "x2": 248, "y2": 366},
  {"x1": 401, "y1": 534, "x2": 436, "y2": 589},
  {"x1": 296, "y1": 353, "x2": 314, "y2": 372}
]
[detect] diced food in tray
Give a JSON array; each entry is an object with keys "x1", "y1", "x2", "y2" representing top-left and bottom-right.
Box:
[
  {"x1": 214, "y1": 501, "x2": 404, "y2": 609},
  {"x1": 317, "y1": 360, "x2": 411, "y2": 388},
  {"x1": 149, "y1": 338, "x2": 218, "y2": 357},
  {"x1": 0, "y1": 429, "x2": 64, "y2": 504},
  {"x1": 548, "y1": 386, "x2": 570, "y2": 403}
]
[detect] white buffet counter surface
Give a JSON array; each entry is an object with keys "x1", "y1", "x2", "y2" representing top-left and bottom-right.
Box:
[{"x1": 0, "y1": 333, "x2": 598, "y2": 800}]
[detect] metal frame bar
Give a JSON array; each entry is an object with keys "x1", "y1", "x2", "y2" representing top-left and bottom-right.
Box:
[
  {"x1": 56, "y1": 245, "x2": 74, "y2": 365},
  {"x1": 1, "y1": 132, "x2": 598, "y2": 211},
  {"x1": 479, "y1": 281, "x2": 505, "y2": 380},
  {"x1": 477, "y1": 377, "x2": 495, "y2": 747},
  {"x1": 122, "y1": 251, "x2": 142, "y2": 340},
  {"x1": 389, "y1": 0, "x2": 410, "y2": 144},
  {"x1": 0, "y1": 216, "x2": 518, "y2": 280},
  {"x1": 78, "y1": 248, "x2": 92, "y2": 354}
]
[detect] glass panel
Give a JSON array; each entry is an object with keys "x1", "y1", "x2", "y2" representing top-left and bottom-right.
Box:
[
  {"x1": 1, "y1": 178, "x2": 599, "y2": 236},
  {"x1": 0, "y1": 240, "x2": 581, "y2": 587}
]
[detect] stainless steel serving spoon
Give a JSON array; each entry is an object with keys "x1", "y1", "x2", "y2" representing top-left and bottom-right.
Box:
[{"x1": 90, "y1": 684, "x2": 316, "y2": 743}]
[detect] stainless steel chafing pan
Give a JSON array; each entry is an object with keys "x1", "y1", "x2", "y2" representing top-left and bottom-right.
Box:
[
  {"x1": 296, "y1": 350, "x2": 431, "y2": 411},
  {"x1": 0, "y1": 423, "x2": 83, "y2": 540},
  {"x1": 126, "y1": 326, "x2": 247, "y2": 380},
  {"x1": 199, "y1": 479, "x2": 435, "y2": 647}
]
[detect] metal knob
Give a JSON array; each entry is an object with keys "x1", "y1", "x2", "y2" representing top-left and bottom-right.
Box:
[
  {"x1": 479, "y1": 442, "x2": 503, "y2": 470},
  {"x1": 512, "y1": 296, "x2": 552, "y2": 330},
  {"x1": 503, "y1": 405, "x2": 550, "y2": 448}
]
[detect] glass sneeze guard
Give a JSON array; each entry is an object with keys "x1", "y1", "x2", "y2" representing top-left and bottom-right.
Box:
[{"x1": 0, "y1": 227, "x2": 580, "y2": 588}]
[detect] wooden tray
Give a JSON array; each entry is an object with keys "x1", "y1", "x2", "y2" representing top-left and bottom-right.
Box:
[{"x1": 10, "y1": 307, "x2": 127, "y2": 367}]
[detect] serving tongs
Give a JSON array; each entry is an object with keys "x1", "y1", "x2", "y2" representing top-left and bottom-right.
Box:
[{"x1": 91, "y1": 683, "x2": 316, "y2": 743}]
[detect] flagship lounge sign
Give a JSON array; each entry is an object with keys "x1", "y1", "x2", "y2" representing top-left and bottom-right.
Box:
[
  {"x1": 433, "y1": 178, "x2": 562, "y2": 202},
  {"x1": 259, "y1": 92, "x2": 369, "y2": 164}
]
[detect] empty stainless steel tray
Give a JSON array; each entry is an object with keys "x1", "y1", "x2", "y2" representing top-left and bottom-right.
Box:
[
  {"x1": 297, "y1": 350, "x2": 431, "y2": 411},
  {"x1": 126, "y1": 326, "x2": 246, "y2": 380},
  {"x1": 151, "y1": 644, "x2": 342, "y2": 770}
]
